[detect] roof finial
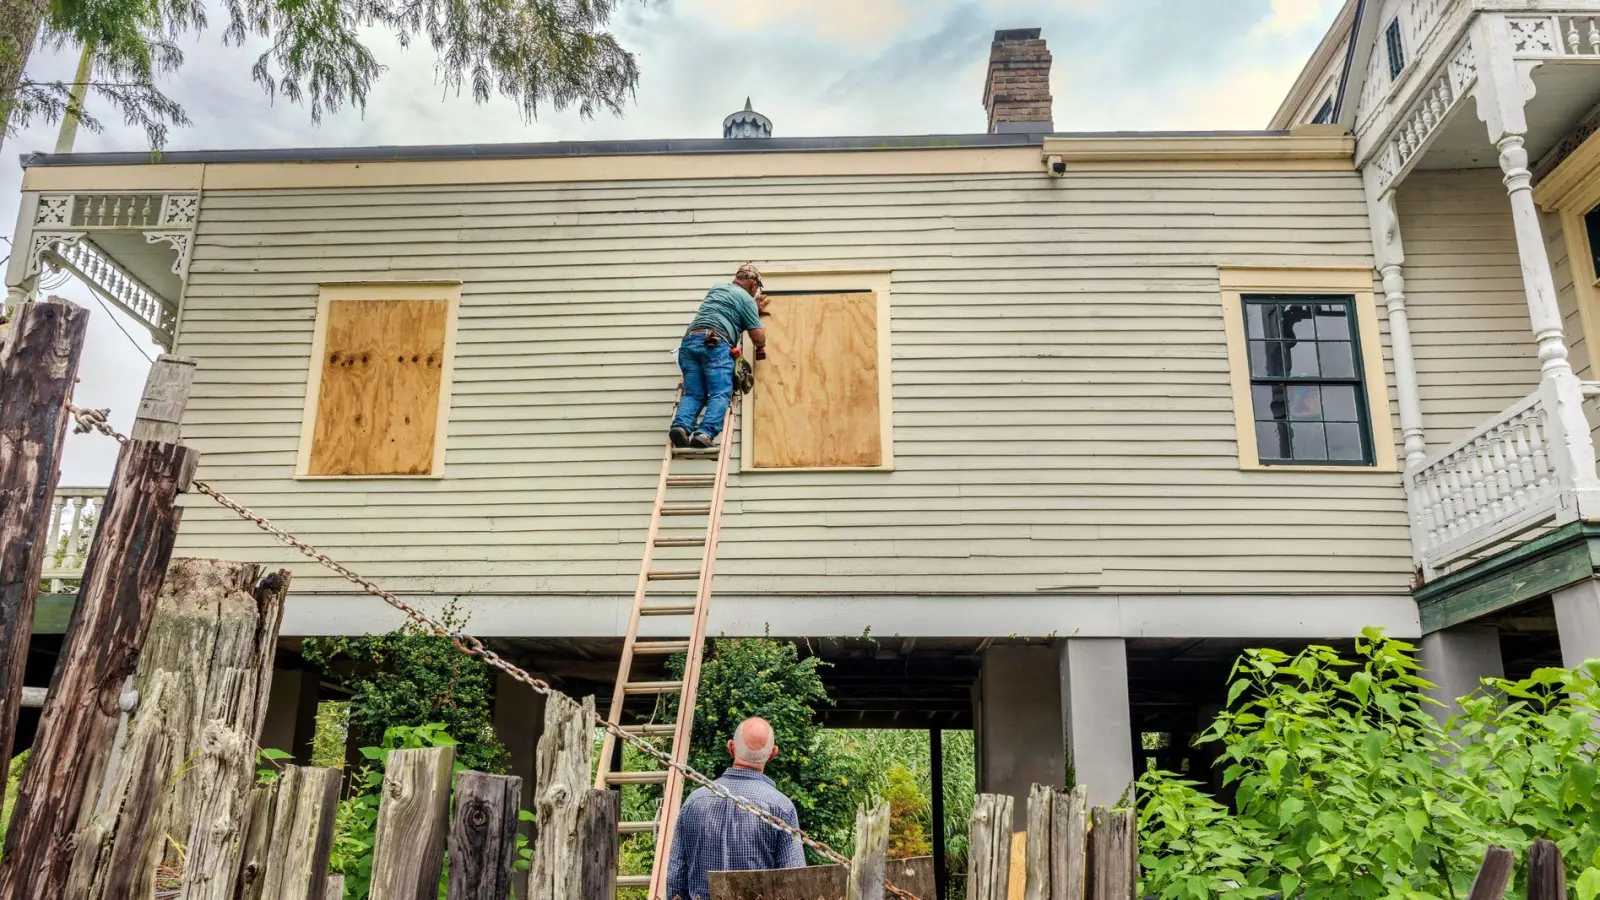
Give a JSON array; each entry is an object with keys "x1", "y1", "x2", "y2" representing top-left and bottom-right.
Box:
[
  {"x1": 724, "y1": 98, "x2": 772, "y2": 139},
  {"x1": 744, "y1": 97, "x2": 753, "y2": 111}
]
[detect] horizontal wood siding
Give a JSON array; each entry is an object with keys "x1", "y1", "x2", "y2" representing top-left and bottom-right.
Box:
[
  {"x1": 170, "y1": 167, "x2": 1412, "y2": 602},
  {"x1": 1396, "y1": 169, "x2": 1541, "y2": 441}
]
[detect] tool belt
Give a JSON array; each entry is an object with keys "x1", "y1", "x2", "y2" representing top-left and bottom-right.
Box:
[{"x1": 686, "y1": 326, "x2": 729, "y2": 347}]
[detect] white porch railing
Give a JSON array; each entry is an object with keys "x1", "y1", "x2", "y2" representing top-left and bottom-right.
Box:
[
  {"x1": 39, "y1": 488, "x2": 104, "y2": 591},
  {"x1": 1409, "y1": 380, "x2": 1600, "y2": 578}
]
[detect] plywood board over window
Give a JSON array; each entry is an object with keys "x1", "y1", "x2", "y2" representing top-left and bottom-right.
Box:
[
  {"x1": 741, "y1": 271, "x2": 894, "y2": 471},
  {"x1": 296, "y1": 283, "x2": 461, "y2": 478}
]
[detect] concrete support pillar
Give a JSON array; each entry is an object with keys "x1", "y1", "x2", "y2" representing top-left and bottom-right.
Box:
[
  {"x1": 260, "y1": 666, "x2": 303, "y2": 755},
  {"x1": 975, "y1": 644, "x2": 1066, "y2": 809},
  {"x1": 493, "y1": 673, "x2": 545, "y2": 817},
  {"x1": 1059, "y1": 638, "x2": 1135, "y2": 808},
  {"x1": 1554, "y1": 577, "x2": 1600, "y2": 668},
  {"x1": 1419, "y1": 625, "x2": 1504, "y2": 720}
]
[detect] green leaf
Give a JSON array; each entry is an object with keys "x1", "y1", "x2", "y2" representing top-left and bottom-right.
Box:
[
  {"x1": 1405, "y1": 809, "x2": 1428, "y2": 842},
  {"x1": 1578, "y1": 867, "x2": 1600, "y2": 900},
  {"x1": 1227, "y1": 679, "x2": 1250, "y2": 708},
  {"x1": 258, "y1": 747, "x2": 293, "y2": 761}
]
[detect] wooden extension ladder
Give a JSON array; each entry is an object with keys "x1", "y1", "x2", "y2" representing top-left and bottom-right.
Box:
[{"x1": 595, "y1": 394, "x2": 740, "y2": 898}]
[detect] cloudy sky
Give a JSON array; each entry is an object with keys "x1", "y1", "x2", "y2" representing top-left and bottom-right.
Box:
[{"x1": 8, "y1": 0, "x2": 1344, "y2": 484}]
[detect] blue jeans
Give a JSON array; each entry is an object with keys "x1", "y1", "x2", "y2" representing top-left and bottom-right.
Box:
[{"x1": 672, "y1": 332, "x2": 735, "y2": 439}]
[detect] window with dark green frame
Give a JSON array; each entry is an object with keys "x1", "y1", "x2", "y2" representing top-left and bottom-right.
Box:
[{"x1": 1244, "y1": 294, "x2": 1373, "y2": 466}]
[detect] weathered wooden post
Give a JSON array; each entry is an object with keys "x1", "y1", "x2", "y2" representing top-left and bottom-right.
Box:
[
  {"x1": 1528, "y1": 839, "x2": 1566, "y2": 900},
  {"x1": 259, "y1": 765, "x2": 341, "y2": 900},
  {"x1": 1465, "y1": 846, "x2": 1513, "y2": 900},
  {"x1": 369, "y1": 745, "x2": 456, "y2": 900},
  {"x1": 0, "y1": 354, "x2": 198, "y2": 899},
  {"x1": 580, "y1": 789, "x2": 619, "y2": 900},
  {"x1": 235, "y1": 784, "x2": 279, "y2": 900},
  {"x1": 0, "y1": 297, "x2": 88, "y2": 782},
  {"x1": 966, "y1": 793, "x2": 1014, "y2": 900},
  {"x1": 1050, "y1": 786, "x2": 1088, "y2": 900},
  {"x1": 849, "y1": 800, "x2": 891, "y2": 900},
  {"x1": 1023, "y1": 785, "x2": 1052, "y2": 900},
  {"x1": 529, "y1": 696, "x2": 595, "y2": 900},
  {"x1": 66, "y1": 559, "x2": 291, "y2": 899},
  {"x1": 448, "y1": 771, "x2": 523, "y2": 900},
  {"x1": 1087, "y1": 808, "x2": 1136, "y2": 900}
]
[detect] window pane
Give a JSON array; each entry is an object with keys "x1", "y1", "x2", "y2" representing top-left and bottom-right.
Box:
[
  {"x1": 1320, "y1": 341, "x2": 1355, "y2": 377},
  {"x1": 1284, "y1": 305, "x2": 1317, "y2": 340},
  {"x1": 1245, "y1": 304, "x2": 1268, "y2": 339},
  {"x1": 1292, "y1": 422, "x2": 1328, "y2": 460},
  {"x1": 1287, "y1": 341, "x2": 1320, "y2": 377},
  {"x1": 1327, "y1": 423, "x2": 1364, "y2": 461},
  {"x1": 1251, "y1": 384, "x2": 1286, "y2": 420},
  {"x1": 1315, "y1": 305, "x2": 1351, "y2": 339},
  {"x1": 1248, "y1": 340, "x2": 1283, "y2": 375},
  {"x1": 1256, "y1": 421, "x2": 1291, "y2": 460},
  {"x1": 1322, "y1": 384, "x2": 1358, "y2": 421},
  {"x1": 1287, "y1": 385, "x2": 1322, "y2": 420}
]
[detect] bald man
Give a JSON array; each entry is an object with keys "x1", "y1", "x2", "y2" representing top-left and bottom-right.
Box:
[{"x1": 665, "y1": 716, "x2": 805, "y2": 900}]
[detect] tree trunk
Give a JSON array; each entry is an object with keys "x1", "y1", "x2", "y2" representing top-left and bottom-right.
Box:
[{"x1": 0, "y1": 0, "x2": 48, "y2": 151}]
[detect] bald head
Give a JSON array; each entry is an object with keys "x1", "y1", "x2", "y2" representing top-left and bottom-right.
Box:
[{"x1": 727, "y1": 717, "x2": 778, "y2": 771}]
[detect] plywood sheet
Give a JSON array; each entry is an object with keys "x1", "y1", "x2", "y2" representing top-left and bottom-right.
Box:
[
  {"x1": 752, "y1": 292, "x2": 881, "y2": 468},
  {"x1": 309, "y1": 298, "x2": 448, "y2": 475}
]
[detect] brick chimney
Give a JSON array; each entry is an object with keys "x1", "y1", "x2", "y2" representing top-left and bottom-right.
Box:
[{"x1": 983, "y1": 28, "x2": 1053, "y2": 134}]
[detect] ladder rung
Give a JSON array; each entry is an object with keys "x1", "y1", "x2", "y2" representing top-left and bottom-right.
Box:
[
  {"x1": 661, "y1": 504, "x2": 712, "y2": 516},
  {"x1": 647, "y1": 568, "x2": 701, "y2": 581},
  {"x1": 666, "y1": 475, "x2": 716, "y2": 488},
  {"x1": 621, "y1": 722, "x2": 678, "y2": 736},
  {"x1": 633, "y1": 640, "x2": 690, "y2": 655},
  {"x1": 619, "y1": 820, "x2": 657, "y2": 835},
  {"x1": 640, "y1": 604, "x2": 697, "y2": 617},
  {"x1": 672, "y1": 447, "x2": 719, "y2": 459},
  {"x1": 618, "y1": 875, "x2": 652, "y2": 888},
  {"x1": 654, "y1": 536, "x2": 706, "y2": 548},
  {"x1": 625, "y1": 680, "x2": 685, "y2": 695},
  {"x1": 607, "y1": 770, "x2": 669, "y2": 785}
]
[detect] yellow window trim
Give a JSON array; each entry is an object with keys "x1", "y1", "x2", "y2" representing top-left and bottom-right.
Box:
[
  {"x1": 1533, "y1": 128, "x2": 1600, "y2": 378},
  {"x1": 738, "y1": 269, "x2": 894, "y2": 473},
  {"x1": 295, "y1": 281, "x2": 463, "y2": 480},
  {"x1": 1218, "y1": 266, "x2": 1397, "y2": 474}
]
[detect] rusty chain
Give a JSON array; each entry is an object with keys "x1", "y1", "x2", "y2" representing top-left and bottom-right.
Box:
[{"x1": 67, "y1": 405, "x2": 919, "y2": 900}]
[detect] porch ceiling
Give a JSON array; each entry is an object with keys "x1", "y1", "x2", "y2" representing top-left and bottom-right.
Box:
[
  {"x1": 86, "y1": 230, "x2": 183, "y2": 302},
  {"x1": 1416, "y1": 62, "x2": 1600, "y2": 171}
]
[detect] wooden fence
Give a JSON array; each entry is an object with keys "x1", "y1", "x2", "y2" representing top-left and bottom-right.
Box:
[{"x1": 721, "y1": 784, "x2": 1134, "y2": 900}]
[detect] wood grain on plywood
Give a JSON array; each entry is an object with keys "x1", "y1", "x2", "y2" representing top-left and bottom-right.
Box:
[
  {"x1": 309, "y1": 298, "x2": 447, "y2": 476},
  {"x1": 752, "y1": 292, "x2": 881, "y2": 469}
]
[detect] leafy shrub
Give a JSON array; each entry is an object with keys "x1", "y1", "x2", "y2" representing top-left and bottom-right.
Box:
[
  {"x1": 1138, "y1": 628, "x2": 1600, "y2": 900},
  {"x1": 302, "y1": 600, "x2": 506, "y2": 773},
  {"x1": 883, "y1": 764, "x2": 932, "y2": 859}
]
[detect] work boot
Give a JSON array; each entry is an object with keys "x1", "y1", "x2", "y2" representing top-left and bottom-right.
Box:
[
  {"x1": 690, "y1": 432, "x2": 715, "y2": 449},
  {"x1": 670, "y1": 426, "x2": 690, "y2": 448}
]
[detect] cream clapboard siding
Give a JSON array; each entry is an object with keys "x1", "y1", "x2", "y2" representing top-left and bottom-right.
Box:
[
  {"x1": 1396, "y1": 169, "x2": 1541, "y2": 443},
  {"x1": 169, "y1": 166, "x2": 1412, "y2": 600}
]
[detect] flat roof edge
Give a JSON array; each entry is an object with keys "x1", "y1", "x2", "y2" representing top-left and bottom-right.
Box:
[{"x1": 21, "y1": 129, "x2": 1298, "y2": 168}]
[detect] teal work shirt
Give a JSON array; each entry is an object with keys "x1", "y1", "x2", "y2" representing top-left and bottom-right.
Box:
[{"x1": 688, "y1": 283, "x2": 762, "y2": 344}]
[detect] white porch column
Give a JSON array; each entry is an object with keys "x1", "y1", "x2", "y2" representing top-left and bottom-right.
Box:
[
  {"x1": 1365, "y1": 183, "x2": 1428, "y2": 466},
  {"x1": 0, "y1": 192, "x2": 40, "y2": 355},
  {"x1": 1419, "y1": 625, "x2": 1504, "y2": 720},
  {"x1": 1473, "y1": 15, "x2": 1600, "y2": 505}
]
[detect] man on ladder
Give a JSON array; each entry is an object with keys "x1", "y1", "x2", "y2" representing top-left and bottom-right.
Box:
[{"x1": 670, "y1": 263, "x2": 769, "y2": 449}]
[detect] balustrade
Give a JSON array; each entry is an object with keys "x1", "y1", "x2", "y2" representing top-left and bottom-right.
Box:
[{"x1": 39, "y1": 488, "x2": 104, "y2": 591}]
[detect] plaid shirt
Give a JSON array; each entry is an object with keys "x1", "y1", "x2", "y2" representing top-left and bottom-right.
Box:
[{"x1": 665, "y1": 767, "x2": 806, "y2": 900}]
